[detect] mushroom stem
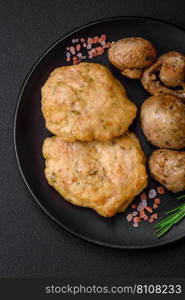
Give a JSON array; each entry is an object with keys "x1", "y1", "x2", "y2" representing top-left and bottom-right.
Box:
[{"x1": 141, "y1": 51, "x2": 185, "y2": 100}]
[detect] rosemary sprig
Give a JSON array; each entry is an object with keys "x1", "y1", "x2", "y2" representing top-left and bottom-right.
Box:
[{"x1": 154, "y1": 195, "x2": 185, "y2": 238}]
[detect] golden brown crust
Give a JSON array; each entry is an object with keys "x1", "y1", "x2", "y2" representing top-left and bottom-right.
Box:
[
  {"x1": 41, "y1": 62, "x2": 136, "y2": 142},
  {"x1": 42, "y1": 132, "x2": 148, "y2": 217},
  {"x1": 149, "y1": 149, "x2": 185, "y2": 192},
  {"x1": 108, "y1": 37, "x2": 156, "y2": 79},
  {"x1": 141, "y1": 51, "x2": 185, "y2": 99},
  {"x1": 141, "y1": 95, "x2": 185, "y2": 149},
  {"x1": 121, "y1": 68, "x2": 143, "y2": 79}
]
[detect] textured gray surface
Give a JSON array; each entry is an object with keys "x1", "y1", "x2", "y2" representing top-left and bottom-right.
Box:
[{"x1": 1, "y1": 0, "x2": 185, "y2": 278}]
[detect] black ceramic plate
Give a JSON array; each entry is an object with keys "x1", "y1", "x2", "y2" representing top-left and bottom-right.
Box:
[{"x1": 14, "y1": 17, "x2": 185, "y2": 249}]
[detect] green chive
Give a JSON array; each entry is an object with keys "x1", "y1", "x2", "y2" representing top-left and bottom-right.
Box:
[{"x1": 154, "y1": 198, "x2": 185, "y2": 238}]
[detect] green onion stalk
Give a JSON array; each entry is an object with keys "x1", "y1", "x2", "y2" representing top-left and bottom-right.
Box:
[{"x1": 154, "y1": 195, "x2": 185, "y2": 238}]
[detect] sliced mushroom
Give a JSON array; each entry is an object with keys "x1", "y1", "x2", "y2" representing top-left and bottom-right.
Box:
[{"x1": 141, "y1": 51, "x2": 185, "y2": 100}]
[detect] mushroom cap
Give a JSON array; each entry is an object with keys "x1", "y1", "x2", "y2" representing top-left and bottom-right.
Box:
[
  {"x1": 141, "y1": 94, "x2": 185, "y2": 149},
  {"x1": 108, "y1": 37, "x2": 157, "y2": 70},
  {"x1": 141, "y1": 51, "x2": 185, "y2": 100},
  {"x1": 159, "y1": 51, "x2": 185, "y2": 87}
]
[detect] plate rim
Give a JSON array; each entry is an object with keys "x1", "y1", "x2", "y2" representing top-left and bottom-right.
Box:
[{"x1": 14, "y1": 15, "x2": 185, "y2": 249}]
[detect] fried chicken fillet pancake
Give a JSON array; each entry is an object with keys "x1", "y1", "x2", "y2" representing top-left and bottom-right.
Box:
[
  {"x1": 42, "y1": 132, "x2": 147, "y2": 217},
  {"x1": 41, "y1": 63, "x2": 136, "y2": 142}
]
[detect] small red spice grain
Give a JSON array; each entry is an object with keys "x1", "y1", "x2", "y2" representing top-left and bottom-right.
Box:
[
  {"x1": 140, "y1": 193, "x2": 147, "y2": 200},
  {"x1": 144, "y1": 206, "x2": 153, "y2": 213},
  {"x1": 144, "y1": 215, "x2": 149, "y2": 221},
  {"x1": 93, "y1": 36, "x2": 99, "y2": 44},
  {"x1": 95, "y1": 47, "x2": 104, "y2": 56},
  {"x1": 66, "y1": 34, "x2": 112, "y2": 64},
  {"x1": 87, "y1": 37, "x2": 93, "y2": 44},
  {"x1": 76, "y1": 44, "x2": 81, "y2": 51},
  {"x1": 131, "y1": 204, "x2": 137, "y2": 209},
  {"x1": 149, "y1": 213, "x2": 158, "y2": 223},
  {"x1": 148, "y1": 188, "x2": 157, "y2": 199},
  {"x1": 137, "y1": 202, "x2": 143, "y2": 211},
  {"x1": 86, "y1": 44, "x2": 92, "y2": 50},
  {"x1": 77, "y1": 53, "x2": 82, "y2": 58},
  {"x1": 142, "y1": 199, "x2": 147, "y2": 207},
  {"x1": 126, "y1": 213, "x2": 133, "y2": 222},
  {"x1": 133, "y1": 217, "x2": 141, "y2": 223},
  {"x1": 139, "y1": 210, "x2": 145, "y2": 219},
  {"x1": 148, "y1": 217, "x2": 154, "y2": 223},
  {"x1": 88, "y1": 49, "x2": 94, "y2": 59},
  {"x1": 153, "y1": 204, "x2": 159, "y2": 209},
  {"x1": 157, "y1": 186, "x2": 165, "y2": 195},
  {"x1": 154, "y1": 198, "x2": 161, "y2": 205},
  {"x1": 103, "y1": 42, "x2": 112, "y2": 48},
  {"x1": 91, "y1": 49, "x2": 98, "y2": 57},
  {"x1": 98, "y1": 34, "x2": 106, "y2": 43},
  {"x1": 152, "y1": 213, "x2": 158, "y2": 220},
  {"x1": 89, "y1": 48, "x2": 97, "y2": 58},
  {"x1": 69, "y1": 46, "x2": 76, "y2": 55},
  {"x1": 126, "y1": 184, "x2": 164, "y2": 228},
  {"x1": 132, "y1": 211, "x2": 138, "y2": 217},
  {"x1": 73, "y1": 59, "x2": 80, "y2": 65}
]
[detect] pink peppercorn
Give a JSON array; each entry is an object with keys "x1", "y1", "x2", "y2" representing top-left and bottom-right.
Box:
[
  {"x1": 93, "y1": 36, "x2": 99, "y2": 43},
  {"x1": 98, "y1": 34, "x2": 106, "y2": 43},
  {"x1": 103, "y1": 42, "x2": 112, "y2": 48},
  {"x1": 157, "y1": 186, "x2": 165, "y2": 195},
  {"x1": 126, "y1": 214, "x2": 133, "y2": 222},
  {"x1": 140, "y1": 193, "x2": 147, "y2": 200},
  {"x1": 76, "y1": 44, "x2": 81, "y2": 51},
  {"x1": 87, "y1": 37, "x2": 93, "y2": 44},
  {"x1": 69, "y1": 46, "x2": 75, "y2": 55},
  {"x1": 145, "y1": 206, "x2": 153, "y2": 213},
  {"x1": 131, "y1": 204, "x2": 137, "y2": 209},
  {"x1": 153, "y1": 204, "x2": 159, "y2": 209},
  {"x1": 154, "y1": 198, "x2": 161, "y2": 205}
]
